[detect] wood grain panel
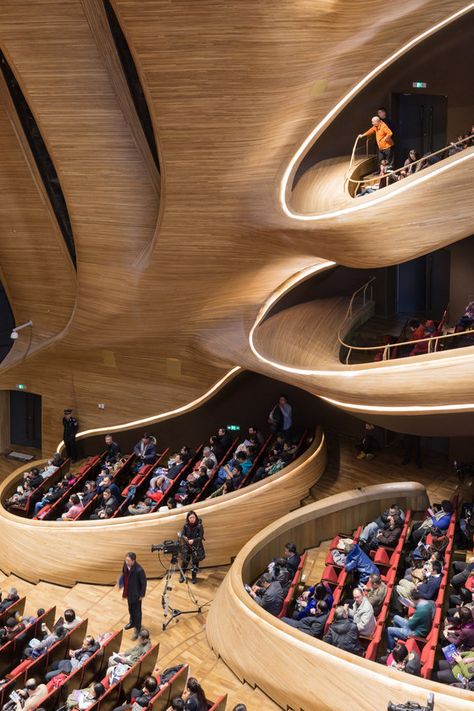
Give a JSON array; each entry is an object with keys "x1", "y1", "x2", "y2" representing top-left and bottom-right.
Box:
[
  {"x1": 0, "y1": 428, "x2": 326, "y2": 586},
  {"x1": 0, "y1": 1, "x2": 471, "y2": 451},
  {"x1": 206, "y1": 482, "x2": 474, "y2": 711}
]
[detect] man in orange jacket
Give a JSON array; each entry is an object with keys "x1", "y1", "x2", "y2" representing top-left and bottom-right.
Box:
[{"x1": 359, "y1": 116, "x2": 394, "y2": 165}]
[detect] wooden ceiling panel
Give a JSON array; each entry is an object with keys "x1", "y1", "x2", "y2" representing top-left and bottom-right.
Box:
[{"x1": 0, "y1": 1, "x2": 471, "y2": 450}]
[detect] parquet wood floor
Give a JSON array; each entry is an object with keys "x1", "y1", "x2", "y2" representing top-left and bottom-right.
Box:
[{"x1": 0, "y1": 433, "x2": 464, "y2": 710}]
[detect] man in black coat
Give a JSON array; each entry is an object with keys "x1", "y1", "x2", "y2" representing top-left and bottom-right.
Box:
[
  {"x1": 282, "y1": 600, "x2": 329, "y2": 638},
  {"x1": 119, "y1": 552, "x2": 147, "y2": 639},
  {"x1": 63, "y1": 409, "x2": 79, "y2": 462},
  {"x1": 323, "y1": 606, "x2": 363, "y2": 655}
]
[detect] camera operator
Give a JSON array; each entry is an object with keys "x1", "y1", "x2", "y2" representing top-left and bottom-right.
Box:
[{"x1": 178, "y1": 511, "x2": 205, "y2": 584}]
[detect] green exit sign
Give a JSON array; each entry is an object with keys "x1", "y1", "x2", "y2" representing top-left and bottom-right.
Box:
[
  {"x1": 16, "y1": 383, "x2": 27, "y2": 390},
  {"x1": 227, "y1": 424, "x2": 240, "y2": 431},
  {"x1": 412, "y1": 81, "x2": 427, "y2": 89}
]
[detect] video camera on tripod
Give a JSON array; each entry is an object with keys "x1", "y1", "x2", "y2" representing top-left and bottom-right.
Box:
[
  {"x1": 151, "y1": 540, "x2": 180, "y2": 556},
  {"x1": 387, "y1": 693, "x2": 434, "y2": 711}
]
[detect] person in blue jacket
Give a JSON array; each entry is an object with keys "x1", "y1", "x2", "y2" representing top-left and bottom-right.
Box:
[
  {"x1": 410, "y1": 500, "x2": 453, "y2": 544},
  {"x1": 294, "y1": 582, "x2": 334, "y2": 620},
  {"x1": 344, "y1": 543, "x2": 380, "y2": 585}
]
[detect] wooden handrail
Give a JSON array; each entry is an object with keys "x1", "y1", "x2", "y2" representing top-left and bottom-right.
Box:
[{"x1": 347, "y1": 133, "x2": 473, "y2": 192}]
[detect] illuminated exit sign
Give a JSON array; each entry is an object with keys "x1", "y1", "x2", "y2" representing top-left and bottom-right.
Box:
[
  {"x1": 227, "y1": 424, "x2": 240, "y2": 431},
  {"x1": 16, "y1": 383, "x2": 27, "y2": 390},
  {"x1": 412, "y1": 81, "x2": 427, "y2": 89}
]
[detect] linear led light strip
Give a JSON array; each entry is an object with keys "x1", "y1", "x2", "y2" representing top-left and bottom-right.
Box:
[
  {"x1": 248, "y1": 261, "x2": 474, "y2": 414},
  {"x1": 56, "y1": 365, "x2": 241, "y2": 452},
  {"x1": 279, "y1": 3, "x2": 474, "y2": 221}
]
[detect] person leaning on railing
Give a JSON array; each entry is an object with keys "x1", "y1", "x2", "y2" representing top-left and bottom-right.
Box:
[{"x1": 358, "y1": 116, "x2": 394, "y2": 165}]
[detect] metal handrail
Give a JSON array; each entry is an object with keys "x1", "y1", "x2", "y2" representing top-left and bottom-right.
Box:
[
  {"x1": 339, "y1": 314, "x2": 474, "y2": 365},
  {"x1": 347, "y1": 133, "x2": 473, "y2": 193},
  {"x1": 337, "y1": 277, "x2": 376, "y2": 346},
  {"x1": 346, "y1": 134, "x2": 371, "y2": 176}
]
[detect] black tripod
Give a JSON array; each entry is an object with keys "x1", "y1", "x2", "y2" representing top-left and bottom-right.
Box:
[{"x1": 160, "y1": 552, "x2": 203, "y2": 631}]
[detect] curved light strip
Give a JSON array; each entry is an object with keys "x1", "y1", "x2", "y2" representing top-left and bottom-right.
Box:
[
  {"x1": 320, "y1": 394, "x2": 474, "y2": 414},
  {"x1": 56, "y1": 365, "x2": 241, "y2": 452},
  {"x1": 248, "y1": 263, "x2": 474, "y2": 414},
  {"x1": 279, "y1": 3, "x2": 474, "y2": 220}
]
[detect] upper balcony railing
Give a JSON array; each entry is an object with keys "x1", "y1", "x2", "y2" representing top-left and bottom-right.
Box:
[
  {"x1": 338, "y1": 279, "x2": 474, "y2": 364},
  {"x1": 345, "y1": 133, "x2": 473, "y2": 196}
]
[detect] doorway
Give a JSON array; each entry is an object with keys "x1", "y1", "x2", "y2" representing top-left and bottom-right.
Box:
[
  {"x1": 397, "y1": 249, "x2": 450, "y2": 319},
  {"x1": 391, "y1": 92, "x2": 447, "y2": 165},
  {"x1": 10, "y1": 391, "x2": 41, "y2": 449}
]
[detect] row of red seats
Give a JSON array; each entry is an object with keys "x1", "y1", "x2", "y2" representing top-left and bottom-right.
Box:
[{"x1": 34, "y1": 454, "x2": 104, "y2": 520}]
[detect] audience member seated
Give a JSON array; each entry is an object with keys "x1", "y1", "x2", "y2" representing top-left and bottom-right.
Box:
[
  {"x1": 435, "y1": 650, "x2": 474, "y2": 685},
  {"x1": 323, "y1": 606, "x2": 363, "y2": 655},
  {"x1": 400, "y1": 149, "x2": 421, "y2": 177},
  {"x1": 0, "y1": 586, "x2": 19, "y2": 613},
  {"x1": 6, "y1": 678, "x2": 48, "y2": 711},
  {"x1": 112, "y1": 676, "x2": 158, "y2": 710},
  {"x1": 395, "y1": 560, "x2": 442, "y2": 609},
  {"x1": 346, "y1": 587, "x2": 376, "y2": 636},
  {"x1": 454, "y1": 301, "x2": 474, "y2": 348},
  {"x1": 96, "y1": 475, "x2": 121, "y2": 500},
  {"x1": 40, "y1": 453, "x2": 65, "y2": 479},
  {"x1": 33, "y1": 479, "x2": 69, "y2": 516},
  {"x1": 281, "y1": 600, "x2": 329, "y2": 637},
  {"x1": 24, "y1": 625, "x2": 66, "y2": 659},
  {"x1": 128, "y1": 497, "x2": 153, "y2": 516},
  {"x1": 359, "y1": 504, "x2": 404, "y2": 547},
  {"x1": 253, "y1": 441, "x2": 294, "y2": 483},
  {"x1": 65, "y1": 682, "x2": 105, "y2": 710},
  {"x1": 183, "y1": 677, "x2": 208, "y2": 711},
  {"x1": 366, "y1": 515, "x2": 403, "y2": 552},
  {"x1": 147, "y1": 473, "x2": 172, "y2": 502},
  {"x1": 452, "y1": 554, "x2": 474, "y2": 587},
  {"x1": 214, "y1": 451, "x2": 253, "y2": 490},
  {"x1": 45, "y1": 635, "x2": 99, "y2": 680},
  {"x1": 133, "y1": 434, "x2": 158, "y2": 468},
  {"x1": 175, "y1": 462, "x2": 213, "y2": 504},
  {"x1": 365, "y1": 574, "x2": 387, "y2": 617},
  {"x1": 0, "y1": 615, "x2": 25, "y2": 643},
  {"x1": 384, "y1": 642, "x2": 421, "y2": 676},
  {"x1": 410, "y1": 529, "x2": 449, "y2": 562},
  {"x1": 89, "y1": 488, "x2": 119, "y2": 519},
  {"x1": 344, "y1": 543, "x2": 380, "y2": 586},
  {"x1": 107, "y1": 629, "x2": 152, "y2": 671},
  {"x1": 193, "y1": 446, "x2": 217, "y2": 471},
  {"x1": 443, "y1": 607, "x2": 474, "y2": 651},
  {"x1": 410, "y1": 500, "x2": 453, "y2": 544},
  {"x1": 247, "y1": 573, "x2": 285, "y2": 616},
  {"x1": 179, "y1": 445, "x2": 192, "y2": 464},
  {"x1": 104, "y1": 434, "x2": 121, "y2": 465},
  {"x1": 60, "y1": 494, "x2": 84, "y2": 521},
  {"x1": 153, "y1": 453, "x2": 185, "y2": 481},
  {"x1": 61, "y1": 608, "x2": 82, "y2": 631},
  {"x1": 293, "y1": 581, "x2": 333, "y2": 619},
  {"x1": 355, "y1": 423, "x2": 380, "y2": 461},
  {"x1": 386, "y1": 591, "x2": 434, "y2": 651},
  {"x1": 283, "y1": 542, "x2": 301, "y2": 574},
  {"x1": 80, "y1": 480, "x2": 97, "y2": 507}
]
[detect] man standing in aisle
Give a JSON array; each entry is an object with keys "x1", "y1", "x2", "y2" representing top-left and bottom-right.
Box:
[
  {"x1": 62, "y1": 408, "x2": 79, "y2": 462},
  {"x1": 119, "y1": 552, "x2": 147, "y2": 639}
]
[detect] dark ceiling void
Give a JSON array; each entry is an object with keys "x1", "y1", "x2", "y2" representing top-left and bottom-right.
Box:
[
  {"x1": 103, "y1": 0, "x2": 160, "y2": 172},
  {"x1": 0, "y1": 51, "x2": 76, "y2": 268}
]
